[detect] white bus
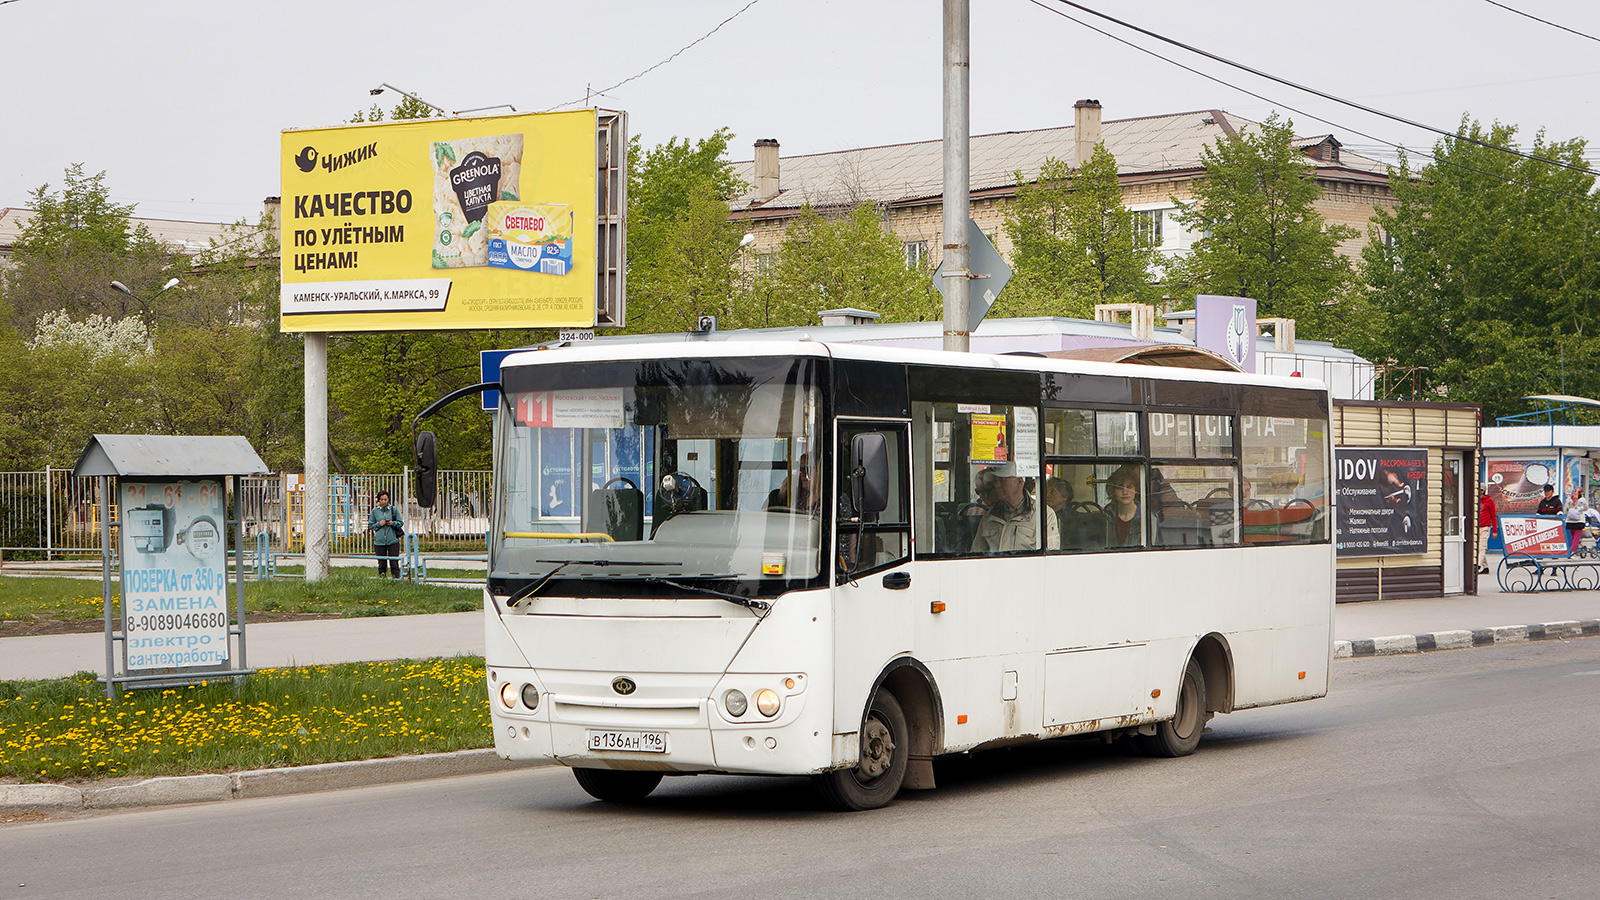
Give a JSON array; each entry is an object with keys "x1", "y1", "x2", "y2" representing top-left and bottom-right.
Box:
[{"x1": 456, "y1": 340, "x2": 1333, "y2": 810}]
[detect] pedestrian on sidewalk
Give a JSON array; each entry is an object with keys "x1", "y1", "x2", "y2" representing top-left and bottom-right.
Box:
[
  {"x1": 1537, "y1": 484, "x2": 1563, "y2": 516},
  {"x1": 1563, "y1": 486, "x2": 1589, "y2": 552},
  {"x1": 1476, "y1": 489, "x2": 1497, "y2": 574},
  {"x1": 368, "y1": 490, "x2": 404, "y2": 578}
]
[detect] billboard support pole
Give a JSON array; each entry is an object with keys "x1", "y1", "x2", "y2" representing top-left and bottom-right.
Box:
[
  {"x1": 305, "y1": 332, "x2": 330, "y2": 582},
  {"x1": 941, "y1": 0, "x2": 971, "y2": 353}
]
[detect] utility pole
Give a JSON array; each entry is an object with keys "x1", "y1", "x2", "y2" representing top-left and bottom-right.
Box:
[{"x1": 941, "y1": 0, "x2": 971, "y2": 353}]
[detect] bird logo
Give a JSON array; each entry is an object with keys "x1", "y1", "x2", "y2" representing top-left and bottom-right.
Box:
[{"x1": 293, "y1": 146, "x2": 318, "y2": 173}]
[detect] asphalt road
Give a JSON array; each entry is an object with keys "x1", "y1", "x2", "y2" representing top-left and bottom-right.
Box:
[{"x1": 4, "y1": 641, "x2": 1599, "y2": 900}]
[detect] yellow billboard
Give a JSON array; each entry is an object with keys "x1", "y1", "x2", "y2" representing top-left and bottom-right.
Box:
[{"x1": 279, "y1": 110, "x2": 602, "y2": 332}]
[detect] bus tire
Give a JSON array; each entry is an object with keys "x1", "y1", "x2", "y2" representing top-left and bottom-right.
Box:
[
  {"x1": 815, "y1": 689, "x2": 909, "y2": 811},
  {"x1": 1137, "y1": 658, "x2": 1207, "y2": 758},
  {"x1": 571, "y1": 767, "x2": 664, "y2": 802}
]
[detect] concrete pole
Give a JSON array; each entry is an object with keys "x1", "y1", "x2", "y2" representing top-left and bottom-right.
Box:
[
  {"x1": 304, "y1": 332, "x2": 330, "y2": 582},
  {"x1": 942, "y1": 0, "x2": 971, "y2": 353}
]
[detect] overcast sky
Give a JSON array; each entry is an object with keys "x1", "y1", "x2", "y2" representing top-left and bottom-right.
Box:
[{"x1": 4, "y1": 0, "x2": 1598, "y2": 224}]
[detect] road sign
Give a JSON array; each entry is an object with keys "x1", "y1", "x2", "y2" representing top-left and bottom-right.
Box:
[{"x1": 933, "y1": 218, "x2": 1012, "y2": 331}]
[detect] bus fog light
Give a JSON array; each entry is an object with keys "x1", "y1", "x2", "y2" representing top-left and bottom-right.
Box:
[
  {"x1": 724, "y1": 689, "x2": 748, "y2": 717},
  {"x1": 520, "y1": 684, "x2": 540, "y2": 711},
  {"x1": 499, "y1": 681, "x2": 519, "y2": 709},
  {"x1": 755, "y1": 688, "x2": 781, "y2": 717}
]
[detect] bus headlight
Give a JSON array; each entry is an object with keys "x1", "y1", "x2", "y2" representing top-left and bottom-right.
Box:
[
  {"x1": 520, "y1": 684, "x2": 540, "y2": 711},
  {"x1": 723, "y1": 689, "x2": 748, "y2": 717},
  {"x1": 499, "y1": 681, "x2": 519, "y2": 709},
  {"x1": 755, "y1": 688, "x2": 781, "y2": 717}
]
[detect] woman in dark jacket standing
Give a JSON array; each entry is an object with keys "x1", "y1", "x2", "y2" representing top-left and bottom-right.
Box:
[{"x1": 368, "y1": 490, "x2": 404, "y2": 578}]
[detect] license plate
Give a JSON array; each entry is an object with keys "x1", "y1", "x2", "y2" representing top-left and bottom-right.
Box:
[{"x1": 587, "y1": 730, "x2": 669, "y2": 753}]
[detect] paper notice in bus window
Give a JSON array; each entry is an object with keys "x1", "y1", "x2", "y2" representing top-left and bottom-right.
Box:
[
  {"x1": 552, "y1": 390, "x2": 624, "y2": 429},
  {"x1": 761, "y1": 553, "x2": 785, "y2": 576},
  {"x1": 971, "y1": 414, "x2": 1008, "y2": 464},
  {"x1": 1013, "y1": 407, "x2": 1039, "y2": 477}
]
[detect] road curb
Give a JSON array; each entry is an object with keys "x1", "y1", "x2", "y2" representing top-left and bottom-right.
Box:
[
  {"x1": 1, "y1": 748, "x2": 548, "y2": 816},
  {"x1": 1335, "y1": 619, "x2": 1600, "y2": 658}
]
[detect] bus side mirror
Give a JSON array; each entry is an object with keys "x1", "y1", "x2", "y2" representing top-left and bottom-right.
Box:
[
  {"x1": 852, "y1": 433, "x2": 889, "y2": 516},
  {"x1": 415, "y1": 430, "x2": 437, "y2": 508}
]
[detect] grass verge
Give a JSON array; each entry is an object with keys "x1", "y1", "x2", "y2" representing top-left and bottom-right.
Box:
[
  {"x1": 0, "y1": 569, "x2": 482, "y2": 629},
  {"x1": 0, "y1": 657, "x2": 492, "y2": 783}
]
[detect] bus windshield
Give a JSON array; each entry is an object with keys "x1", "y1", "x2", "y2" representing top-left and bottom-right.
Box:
[{"x1": 490, "y1": 356, "x2": 824, "y2": 595}]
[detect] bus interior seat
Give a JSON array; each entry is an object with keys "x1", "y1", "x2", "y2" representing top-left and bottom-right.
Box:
[{"x1": 588, "y1": 484, "x2": 644, "y2": 542}]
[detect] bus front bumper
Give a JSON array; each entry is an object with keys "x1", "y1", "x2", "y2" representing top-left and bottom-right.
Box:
[{"x1": 489, "y1": 665, "x2": 833, "y2": 776}]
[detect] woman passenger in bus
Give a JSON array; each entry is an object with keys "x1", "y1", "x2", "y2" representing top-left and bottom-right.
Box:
[
  {"x1": 1105, "y1": 463, "x2": 1144, "y2": 547},
  {"x1": 766, "y1": 453, "x2": 816, "y2": 513},
  {"x1": 970, "y1": 464, "x2": 1060, "y2": 553}
]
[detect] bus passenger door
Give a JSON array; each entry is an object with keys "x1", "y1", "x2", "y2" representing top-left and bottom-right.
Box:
[{"x1": 831, "y1": 420, "x2": 914, "y2": 740}]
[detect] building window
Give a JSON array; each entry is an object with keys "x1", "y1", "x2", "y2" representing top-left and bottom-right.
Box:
[
  {"x1": 755, "y1": 252, "x2": 777, "y2": 276},
  {"x1": 904, "y1": 240, "x2": 929, "y2": 269},
  {"x1": 1132, "y1": 209, "x2": 1164, "y2": 248}
]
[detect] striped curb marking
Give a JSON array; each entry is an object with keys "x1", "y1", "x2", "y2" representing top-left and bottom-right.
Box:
[{"x1": 1335, "y1": 619, "x2": 1600, "y2": 659}]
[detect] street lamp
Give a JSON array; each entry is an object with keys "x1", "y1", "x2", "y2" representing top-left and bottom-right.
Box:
[
  {"x1": 110, "y1": 277, "x2": 179, "y2": 351},
  {"x1": 369, "y1": 82, "x2": 516, "y2": 117}
]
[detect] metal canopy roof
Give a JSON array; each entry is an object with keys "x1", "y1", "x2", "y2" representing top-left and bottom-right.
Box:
[
  {"x1": 1524, "y1": 394, "x2": 1600, "y2": 408},
  {"x1": 72, "y1": 434, "x2": 270, "y2": 478}
]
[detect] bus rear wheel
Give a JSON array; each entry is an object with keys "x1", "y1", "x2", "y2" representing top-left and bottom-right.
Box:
[
  {"x1": 815, "y1": 689, "x2": 908, "y2": 811},
  {"x1": 572, "y1": 767, "x2": 664, "y2": 802},
  {"x1": 1137, "y1": 658, "x2": 1207, "y2": 758}
]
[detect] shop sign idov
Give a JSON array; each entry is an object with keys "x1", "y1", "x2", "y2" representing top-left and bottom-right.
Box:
[{"x1": 280, "y1": 110, "x2": 599, "y2": 332}]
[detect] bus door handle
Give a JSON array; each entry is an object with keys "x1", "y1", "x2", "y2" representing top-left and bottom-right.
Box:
[{"x1": 882, "y1": 571, "x2": 911, "y2": 590}]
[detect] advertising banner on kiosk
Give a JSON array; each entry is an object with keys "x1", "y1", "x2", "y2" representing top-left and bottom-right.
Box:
[
  {"x1": 280, "y1": 110, "x2": 600, "y2": 332},
  {"x1": 1335, "y1": 447, "x2": 1429, "y2": 557},
  {"x1": 1484, "y1": 458, "x2": 1558, "y2": 515}
]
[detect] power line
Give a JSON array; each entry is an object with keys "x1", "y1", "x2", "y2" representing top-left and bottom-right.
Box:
[
  {"x1": 540, "y1": 0, "x2": 764, "y2": 113},
  {"x1": 1047, "y1": 0, "x2": 1600, "y2": 180},
  {"x1": 1483, "y1": 0, "x2": 1600, "y2": 44},
  {"x1": 1023, "y1": 0, "x2": 1600, "y2": 205}
]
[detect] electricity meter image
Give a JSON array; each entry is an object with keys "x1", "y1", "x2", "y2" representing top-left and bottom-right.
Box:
[
  {"x1": 127, "y1": 506, "x2": 174, "y2": 554},
  {"x1": 175, "y1": 515, "x2": 222, "y2": 561}
]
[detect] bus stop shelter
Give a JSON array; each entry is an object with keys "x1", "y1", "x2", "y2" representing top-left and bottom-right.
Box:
[{"x1": 73, "y1": 434, "x2": 270, "y2": 698}]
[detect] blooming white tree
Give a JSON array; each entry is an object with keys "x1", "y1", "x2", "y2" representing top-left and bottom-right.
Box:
[{"x1": 27, "y1": 311, "x2": 150, "y2": 360}]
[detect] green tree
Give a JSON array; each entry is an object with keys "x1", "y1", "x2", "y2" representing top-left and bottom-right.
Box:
[
  {"x1": 998, "y1": 145, "x2": 1160, "y2": 318},
  {"x1": 752, "y1": 204, "x2": 939, "y2": 326},
  {"x1": 623, "y1": 129, "x2": 749, "y2": 334},
  {"x1": 1171, "y1": 114, "x2": 1357, "y2": 338},
  {"x1": 2, "y1": 164, "x2": 176, "y2": 337},
  {"x1": 1358, "y1": 119, "x2": 1600, "y2": 416}
]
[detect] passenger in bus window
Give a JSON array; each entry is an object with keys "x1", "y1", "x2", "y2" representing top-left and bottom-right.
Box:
[
  {"x1": 1044, "y1": 476, "x2": 1072, "y2": 545},
  {"x1": 766, "y1": 453, "x2": 816, "y2": 513},
  {"x1": 1106, "y1": 464, "x2": 1145, "y2": 547},
  {"x1": 970, "y1": 464, "x2": 1060, "y2": 553}
]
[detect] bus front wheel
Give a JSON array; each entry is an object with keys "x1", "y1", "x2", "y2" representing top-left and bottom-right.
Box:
[
  {"x1": 572, "y1": 767, "x2": 664, "y2": 802},
  {"x1": 1137, "y1": 658, "x2": 1208, "y2": 758},
  {"x1": 816, "y1": 689, "x2": 909, "y2": 811}
]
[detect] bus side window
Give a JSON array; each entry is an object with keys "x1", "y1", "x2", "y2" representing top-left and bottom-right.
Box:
[{"x1": 837, "y1": 424, "x2": 910, "y2": 579}]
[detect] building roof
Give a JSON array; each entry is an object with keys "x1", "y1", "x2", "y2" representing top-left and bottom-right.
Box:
[
  {"x1": 1482, "y1": 425, "x2": 1600, "y2": 451},
  {"x1": 729, "y1": 109, "x2": 1391, "y2": 215},
  {"x1": 0, "y1": 207, "x2": 248, "y2": 258}
]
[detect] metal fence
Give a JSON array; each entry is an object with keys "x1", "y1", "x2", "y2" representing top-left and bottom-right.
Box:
[
  {"x1": 1, "y1": 469, "x2": 491, "y2": 559},
  {"x1": 0, "y1": 468, "x2": 109, "y2": 557}
]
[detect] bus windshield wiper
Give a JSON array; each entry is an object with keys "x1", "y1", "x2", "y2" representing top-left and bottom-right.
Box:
[
  {"x1": 634, "y1": 575, "x2": 771, "y2": 616},
  {"x1": 507, "y1": 559, "x2": 683, "y2": 608}
]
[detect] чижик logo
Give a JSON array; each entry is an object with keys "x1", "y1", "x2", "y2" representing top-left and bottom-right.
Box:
[{"x1": 293, "y1": 146, "x2": 318, "y2": 173}]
